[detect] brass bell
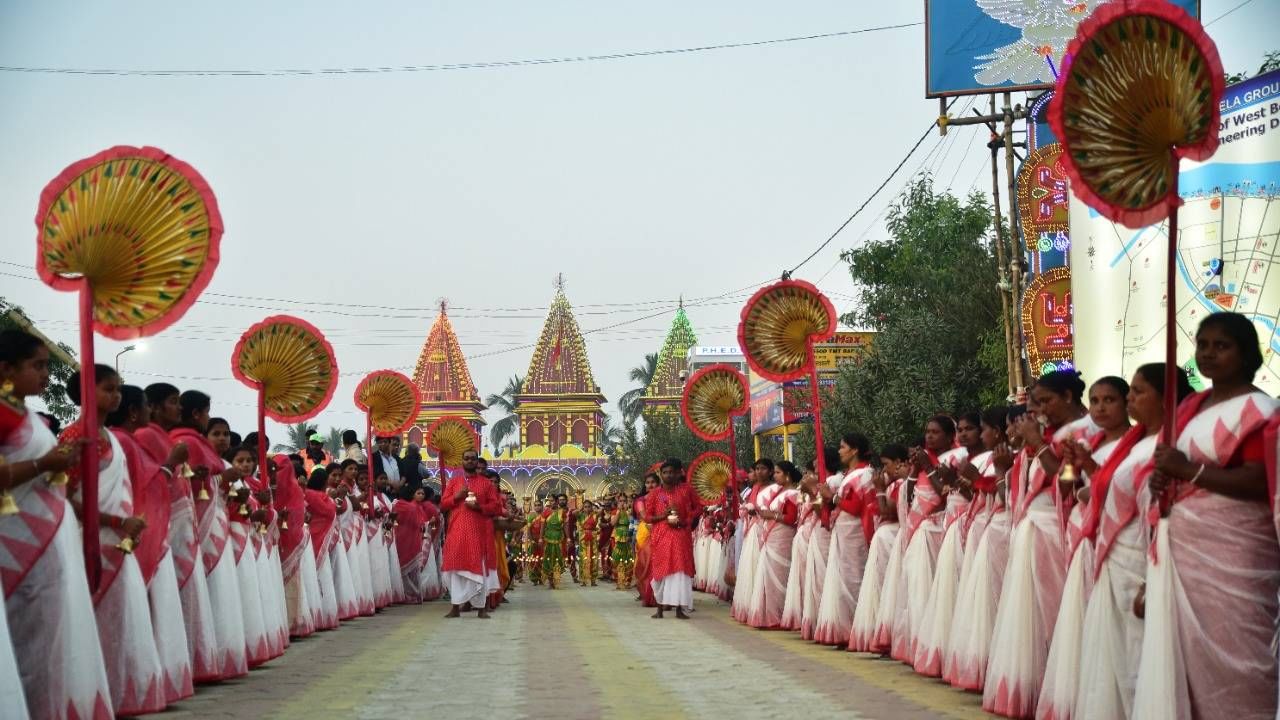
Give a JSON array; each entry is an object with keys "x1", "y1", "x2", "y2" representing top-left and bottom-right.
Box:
[
  {"x1": 49, "y1": 472, "x2": 69, "y2": 487},
  {"x1": 1059, "y1": 463, "x2": 1078, "y2": 484},
  {"x1": 0, "y1": 492, "x2": 18, "y2": 515},
  {"x1": 239, "y1": 502, "x2": 250, "y2": 517},
  {"x1": 280, "y1": 519, "x2": 289, "y2": 531},
  {"x1": 180, "y1": 463, "x2": 195, "y2": 478},
  {"x1": 197, "y1": 479, "x2": 211, "y2": 501},
  {"x1": 116, "y1": 536, "x2": 135, "y2": 554},
  {"x1": 258, "y1": 524, "x2": 267, "y2": 535}
]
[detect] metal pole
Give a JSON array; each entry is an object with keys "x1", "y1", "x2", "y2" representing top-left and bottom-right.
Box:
[
  {"x1": 1003, "y1": 92, "x2": 1027, "y2": 390},
  {"x1": 988, "y1": 94, "x2": 1017, "y2": 398}
]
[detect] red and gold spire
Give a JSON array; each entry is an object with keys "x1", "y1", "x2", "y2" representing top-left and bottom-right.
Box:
[
  {"x1": 409, "y1": 301, "x2": 485, "y2": 440},
  {"x1": 514, "y1": 276, "x2": 606, "y2": 455}
]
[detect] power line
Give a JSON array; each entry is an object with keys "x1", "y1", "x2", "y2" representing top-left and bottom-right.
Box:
[
  {"x1": 0, "y1": 22, "x2": 922, "y2": 77},
  {"x1": 787, "y1": 97, "x2": 958, "y2": 275},
  {"x1": 1205, "y1": 0, "x2": 1258, "y2": 25}
]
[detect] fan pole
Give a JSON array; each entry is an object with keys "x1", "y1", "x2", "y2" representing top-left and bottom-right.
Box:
[
  {"x1": 257, "y1": 387, "x2": 268, "y2": 501},
  {"x1": 1163, "y1": 160, "x2": 1179, "y2": 447},
  {"x1": 727, "y1": 425, "x2": 740, "y2": 517},
  {"x1": 367, "y1": 413, "x2": 375, "y2": 519},
  {"x1": 807, "y1": 349, "x2": 828, "y2": 481},
  {"x1": 78, "y1": 284, "x2": 101, "y2": 591}
]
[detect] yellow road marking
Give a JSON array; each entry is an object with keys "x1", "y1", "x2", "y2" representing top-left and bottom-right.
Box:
[{"x1": 551, "y1": 589, "x2": 690, "y2": 720}]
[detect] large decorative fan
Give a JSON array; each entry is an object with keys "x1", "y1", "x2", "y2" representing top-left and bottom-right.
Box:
[
  {"x1": 681, "y1": 364, "x2": 749, "y2": 442},
  {"x1": 1050, "y1": 0, "x2": 1222, "y2": 441},
  {"x1": 738, "y1": 278, "x2": 837, "y2": 477},
  {"x1": 688, "y1": 451, "x2": 734, "y2": 507},
  {"x1": 355, "y1": 371, "x2": 420, "y2": 436},
  {"x1": 739, "y1": 279, "x2": 837, "y2": 383},
  {"x1": 35, "y1": 146, "x2": 222, "y2": 590},
  {"x1": 427, "y1": 416, "x2": 478, "y2": 469},
  {"x1": 355, "y1": 371, "x2": 420, "y2": 502},
  {"x1": 36, "y1": 146, "x2": 223, "y2": 339},
  {"x1": 233, "y1": 316, "x2": 337, "y2": 481}
]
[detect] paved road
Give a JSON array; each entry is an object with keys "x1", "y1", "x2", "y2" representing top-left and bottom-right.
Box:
[{"x1": 162, "y1": 583, "x2": 990, "y2": 720}]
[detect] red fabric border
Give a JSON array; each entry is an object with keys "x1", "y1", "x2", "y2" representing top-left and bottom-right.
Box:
[
  {"x1": 680, "y1": 363, "x2": 750, "y2": 442},
  {"x1": 1049, "y1": 0, "x2": 1225, "y2": 229},
  {"x1": 34, "y1": 145, "x2": 223, "y2": 340},
  {"x1": 737, "y1": 278, "x2": 838, "y2": 383},
  {"x1": 231, "y1": 314, "x2": 338, "y2": 423}
]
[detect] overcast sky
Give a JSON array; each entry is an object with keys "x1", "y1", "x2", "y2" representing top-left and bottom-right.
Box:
[{"x1": 2, "y1": 0, "x2": 1275, "y2": 446}]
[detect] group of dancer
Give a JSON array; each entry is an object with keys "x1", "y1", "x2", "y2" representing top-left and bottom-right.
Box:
[
  {"x1": 0, "y1": 328, "x2": 452, "y2": 719},
  {"x1": 691, "y1": 311, "x2": 1279, "y2": 720}
]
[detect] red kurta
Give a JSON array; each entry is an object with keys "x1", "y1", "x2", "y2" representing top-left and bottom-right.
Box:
[
  {"x1": 644, "y1": 483, "x2": 700, "y2": 581},
  {"x1": 439, "y1": 473, "x2": 502, "y2": 575}
]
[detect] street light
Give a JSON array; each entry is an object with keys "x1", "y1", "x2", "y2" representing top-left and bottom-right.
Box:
[{"x1": 114, "y1": 343, "x2": 144, "y2": 371}]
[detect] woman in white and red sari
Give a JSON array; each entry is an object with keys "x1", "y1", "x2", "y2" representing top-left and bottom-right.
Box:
[
  {"x1": 943, "y1": 407, "x2": 1008, "y2": 688},
  {"x1": 304, "y1": 468, "x2": 343, "y2": 628},
  {"x1": 269, "y1": 454, "x2": 316, "y2": 637},
  {"x1": 224, "y1": 446, "x2": 273, "y2": 668},
  {"x1": 1037, "y1": 375, "x2": 1132, "y2": 720},
  {"x1": 731, "y1": 460, "x2": 775, "y2": 624},
  {"x1": 65, "y1": 365, "x2": 167, "y2": 716},
  {"x1": 800, "y1": 452, "x2": 841, "y2": 641},
  {"x1": 321, "y1": 467, "x2": 360, "y2": 621},
  {"x1": 106, "y1": 385, "x2": 194, "y2": 704},
  {"x1": 814, "y1": 436, "x2": 874, "y2": 646},
  {"x1": 171, "y1": 391, "x2": 249, "y2": 681},
  {"x1": 338, "y1": 461, "x2": 376, "y2": 616},
  {"x1": 746, "y1": 461, "x2": 800, "y2": 629},
  {"x1": 849, "y1": 444, "x2": 908, "y2": 653},
  {"x1": 393, "y1": 485, "x2": 428, "y2": 603},
  {"x1": 1135, "y1": 314, "x2": 1280, "y2": 720},
  {"x1": 1068, "y1": 365, "x2": 1187, "y2": 718},
  {"x1": 1, "y1": 331, "x2": 113, "y2": 719},
  {"x1": 780, "y1": 470, "x2": 818, "y2": 631},
  {"x1": 419, "y1": 490, "x2": 444, "y2": 601},
  {"x1": 137, "y1": 384, "x2": 219, "y2": 683},
  {"x1": 915, "y1": 414, "x2": 985, "y2": 676},
  {"x1": 893, "y1": 416, "x2": 966, "y2": 663},
  {"x1": 985, "y1": 372, "x2": 1099, "y2": 718},
  {"x1": 241, "y1": 441, "x2": 289, "y2": 658}
]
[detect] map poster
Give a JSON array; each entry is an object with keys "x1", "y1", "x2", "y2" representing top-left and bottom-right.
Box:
[
  {"x1": 925, "y1": 0, "x2": 1198, "y2": 97},
  {"x1": 1069, "y1": 69, "x2": 1280, "y2": 393}
]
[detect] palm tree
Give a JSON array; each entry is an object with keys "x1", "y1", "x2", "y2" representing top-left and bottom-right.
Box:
[
  {"x1": 283, "y1": 422, "x2": 319, "y2": 452},
  {"x1": 597, "y1": 414, "x2": 624, "y2": 456},
  {"x1": 325, "y1": 427, "x2": 344, "y2": 457},
  {"x1": 485, "y1": 374, "x2": 523, "y2": 452},
  {"x1": 617, "y1": 352, "x2": 659, "y2": 424}
]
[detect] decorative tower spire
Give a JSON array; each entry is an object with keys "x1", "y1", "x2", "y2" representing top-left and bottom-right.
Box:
[
  {"x1": 410, "y1": 302, "x2": 486, "y2": 434},
  {"x1": 640, "y1": 303, "x2": 699, "y2": 415}
]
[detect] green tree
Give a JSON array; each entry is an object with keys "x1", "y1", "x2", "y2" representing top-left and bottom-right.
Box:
[
  {"x1": 597, "y1": 414, "x2": 624, "y2": 456},
  {"x1": 325, "y1": 427, "x2": 343, "y2": 457},
  {"x1": 283, "y1": 422, "x2": 319, "y2": 452},
  {"x1": 614, "y1": 414, "x2": 753, "y2": 491},
  {"x1": 813, "y1": 175, "x2": 1006, "y2": 450},
  {"x1": 0, "y1": 298, "x2": 78, "y2": 422},
  {"x1": 1225, "y1": 49, "x2": 1279, "y2": 84},
  {"x1": 484, "y1": 374, "x2": 523, "y2": 451},
  {"x1": 616, "y1": 353, "x2": 659, "y2": 424}
]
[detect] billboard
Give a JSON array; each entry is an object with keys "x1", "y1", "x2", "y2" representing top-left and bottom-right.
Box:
[
  {"x1": 1069, "y1": 69, "x2": 1280, "y2": 393},
  {"x1": 925, "y1": 0, "x2": 1199, "y2": 97},
  {"x1": 813, "y1": 331, "x2": 876, "y2": 372}
]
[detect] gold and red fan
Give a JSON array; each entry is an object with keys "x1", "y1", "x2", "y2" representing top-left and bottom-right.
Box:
[
  {"x1": 1049, "y1": 1, "x2": 1222, "y2": 440},
  {"x1": 681, "y1": 364, "x2": 749, "y2": 507},
  {"x1": 688, "y1": 451, "x2": 735, "y2": 508},
  {"x1": 355, "y1": 371, "x2": 421, "y2": 499},
  {"x1": 232, "y1": 315, "x2": 338, "y2": 484},
  {"x1": 738, "y1": 278, "x2": 837, "y2": 477},
  {"x1": 427, "y1": 415, "x2": 478, "y2": 473},
  {"x1": 35, "y1": 146, "x2": 222, "y2": 588}
]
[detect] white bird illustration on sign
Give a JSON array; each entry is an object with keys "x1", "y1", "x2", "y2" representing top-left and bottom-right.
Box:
[{"x1": 973, "y1": 0, "x2": 1105, "y2": 85}]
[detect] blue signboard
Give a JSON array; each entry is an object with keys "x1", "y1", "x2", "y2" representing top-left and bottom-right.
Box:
[{"x1": 926, "y1": 0, "x2": 1200, "y2": 98}]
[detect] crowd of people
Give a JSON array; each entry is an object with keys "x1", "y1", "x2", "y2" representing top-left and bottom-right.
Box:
[
  {"x1": 0, "y1": 328, "x2": 460, "y2": 719},
  {"x1": 681, "y1": 311, "x2": 1280, "y2": 720},
  {"x1": 3, "y1": 309, "x2": 1278, "y2": 719}
]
